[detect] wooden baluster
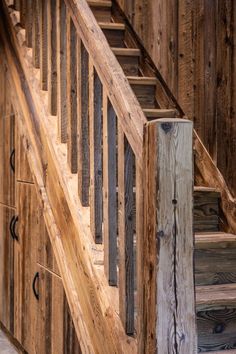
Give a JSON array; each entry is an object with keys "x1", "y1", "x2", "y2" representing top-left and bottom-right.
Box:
[
  {"x1": 66, "y1": 15, "x2": 78, "y2": 173},
  {"x1": 118, "y1": 125, "x2": 135, "y2": 335},
  {"x1": 39, "y1": 0, "x2": 48, "y2": 90},
  {"x1": 142, "y1": 118, "x2": 197, "y2": 353},
  {"x1": 135, "y1": 163, "x2": 144, "y2": 350},
  {"x1": 20, "y1": 0, "x2": 26, "y2": 28},
  {"x1": 25, "y1": 0, "x2": 33, "y2": 47},
  {"x1": 89, "y1": 61, "x2": 103, "y2": 243},
  {"x1": 57, "y1": 0, "x2": 67, "y2": 143},
  {"x1": 103, "y1": 93, "x2": 117, "y2": 285},
  {"x1": 47, "y1": 0, "x2": 57, "y2": 115},
  {"x1": 78, "y1": 43, "x2": 90, "y2": 206},
  {"x1": 14, "y1": 0, "x2": 20, "y2": 11},
  {"x1": 32, "y1": 0, "x2": 40, "y2": 69}
]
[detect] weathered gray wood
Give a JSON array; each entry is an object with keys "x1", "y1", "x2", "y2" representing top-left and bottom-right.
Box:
[
  {"x1": 78, "y1": 42, "x2": 90, "y2": 205},
  {"x1": 32, "y1": 0, "x2": 40, "y2": 69},
  {"x1": 118, "y1": 125, "x2": 135, "y2": 334},
  {"x1": 57, "y1": 0, "x2": 67, "y2": 143},
  {"x1": 103, "y1": 93, "x2": 117, "y2": 286},
  {"x1": 89, "y1": 63, "x2": 103, "y2": 243},
  {"x1": 67, "y1": 16, "x2": 78, "y2": 173},
  {"x1": 142, "y1": 118, "x2": 197, "y2": 353},
  {"x1": 39, "y1": 0, "x2": 48, "y2": 91},
  {"x1": 47, "y1": 0, "x2": 57, "y2": 116},
  {"x1": 25, "y1": 0, "x2": 32, "y2": 47}
]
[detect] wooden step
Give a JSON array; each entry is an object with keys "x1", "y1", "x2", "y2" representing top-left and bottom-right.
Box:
[
  {"x1": 195, "y1": 232, "x2": 236, "y2": 286},
  {"x1": 196, "y1": 284, "x2": 236, "y2": 353},
  {"x1": 88, "y1": 1, "x2": 112, "y2": 22},
  {"x1": 99, "y1": 22, "x2": 125, "y2": 47},
  {"x1": 143, "y1": 108, "x2": 177, "y2": 119},
  {"x1": 112, "y1": 48, "x2": 140, "y2": 76},
  {"x1": 127, "y1": 76, "x2": 157, "y2": 109},
  {"x1": 194, "y1": 187, "x2": 220, "y2": 233}
]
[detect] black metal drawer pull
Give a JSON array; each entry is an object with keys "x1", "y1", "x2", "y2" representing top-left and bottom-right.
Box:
[
  {"x1": 32, "y1": 272, "x2": 39, "y2": 300},
  {"x1": 12, "y1": 216, "x2": 19, "y2": 241},
  {"x1": 9, "y1": 215, "x2": 18, "y2": 241},
  {"x1": 9, "y1": 149, "x2": 15, "y2": 173}
]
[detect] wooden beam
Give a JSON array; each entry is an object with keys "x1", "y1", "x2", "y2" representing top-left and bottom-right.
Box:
[
  {"x1": 142, "y1": 118, "x2": 197, "y2": 353},
  {"x1": 47, "y1": 0, "x2": 57, "y2": 115},
  {"x1": 39, "y1": 0, "x2": 48, "y2": 91},
  {"x1": 32, "y1": 0, "x2": 40, "y2": 68}
]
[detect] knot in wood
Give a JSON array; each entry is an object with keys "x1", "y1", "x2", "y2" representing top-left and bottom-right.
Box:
[
  {"x1": 161, "y1": 122, "x2": 172, "y2": 134},
  {"x1": 157, "y1": 230, "x2": 165, "y2": 238}
]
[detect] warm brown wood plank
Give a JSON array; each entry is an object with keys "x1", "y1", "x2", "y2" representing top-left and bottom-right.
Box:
[
  {"x1": 16, "y1": 120, "x2": 34, "y2": 184},
  {"x1": 39, "y1": 0, "x2": 48, "y2": 91},
  {"x1": 118, "y1": 125, "x2": 135, "y2": 334},
  {"x1": 103, "y1": 93, "x2": 117, "y2": 285},
  {"x1": 57, "y1": 0, "x2": 67, "y2": 143},
  {"x1": 66, "y1": 15, "x2": 78, "y2": 173},
  {"x1": 0, "y1": 205, "x2": 15, "y2": 334},
  {"x1": 196, "y1": 283, "x2": 236, "y2": 310},
  {"x1": 78, "y1": 42, "x2": 90, "y2": 205},
  {"x1": 32, "y1": 0, "x2": 40, "y2": 69},
  {"x1": 14, "y1": 0, "x2": 20, "y2": 11},
  {"x1": 142, "y1": 118, "x2": 197, "y2": 353},
  {"x1": 112, "y1": 48, "x2": 140, "y2": 76},
  {"x1": 47, "y1": 0, "x2": 57, "y2": 115},
  {"x1": 89, "y1": 62, "x2": 103, "y2": 243}
]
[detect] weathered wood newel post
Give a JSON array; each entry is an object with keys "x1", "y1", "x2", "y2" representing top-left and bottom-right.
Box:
[{"x1": 139, "y1": 118, "x2": 197, "y2": 353}]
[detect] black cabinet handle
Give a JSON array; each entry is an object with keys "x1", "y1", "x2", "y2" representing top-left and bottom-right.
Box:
[
  {"x1": 11, "y1": 216, "x2": 19, "y2": 241},
  {"x1": 32, "y1": 272, "x2": 39, "y2": 300},
  {"x1": 9, "y1": 149, "x2": 15, "y2": 173},
  {"x1": 9, "y1": 216, "x2": 15, "y2": 240}
]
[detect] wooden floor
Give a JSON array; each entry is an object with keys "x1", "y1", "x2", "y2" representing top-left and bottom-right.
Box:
[{"x1": 0, "y1": 331, "x2": 18, "y2": 354}]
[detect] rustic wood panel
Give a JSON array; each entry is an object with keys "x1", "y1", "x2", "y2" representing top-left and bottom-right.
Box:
[
  {"x1": 47, "y1": 0, "x2": 57, "y2": 115},
  {"x1": 0, "y1": 108, "x2": 15, "y2": 208},
  {"x1": 16, "y1": 121, "x2": 34, "y2": 184},
  {"x1": 117, "y1": 0, "x2": 236, "y2": 196},
  {"x1": 37, "y1": 267, "x2": 81, "y2": 354},
  {"x1": 142, "y1": 119, "x2": 197, "y2": 353},
  {"x1": 197, "y1": 308, "x2": 236, "y2": 352},
  {"x1": 39, "y1": 0, "x2": 48, "y2": 91},
  {"x1": 0, "y1": 205, "x2": 15, "y2": 334}
]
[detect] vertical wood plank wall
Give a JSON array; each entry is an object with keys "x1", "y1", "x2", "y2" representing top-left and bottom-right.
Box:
[{"x1": 117, "y1": 0, "x2": 236, "y2": 196}]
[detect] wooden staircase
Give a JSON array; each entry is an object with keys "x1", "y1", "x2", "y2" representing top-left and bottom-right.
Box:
[{"x1": 0, "y1": 0, "x2": 236, "y2": 353}]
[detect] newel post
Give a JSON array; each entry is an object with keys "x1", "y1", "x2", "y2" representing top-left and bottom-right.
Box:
[{"x1": 140, "y1": 118, "x2": 197, "y2": 353}]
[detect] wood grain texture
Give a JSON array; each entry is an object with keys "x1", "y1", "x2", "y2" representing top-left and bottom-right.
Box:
[
  {"x1": 142, "y1": 118, "x2": 197, "y2": 353},
  {"x1": 66, "y1": 15, "x2": 78, "y2": 173},
  {"x1": 57, "y1": 0, "x2": 67, "y2": 143},
  {"x1": 25, "y1": 0, "x2": 32, "y2": 48},
  {"x1": 32, "y1": 0, "x2": 40, "y2": 69},
  {"x1": 89, "y1": 62, "x2": 103, "y2": 243},
  {"x1": 16, "y1": 120, "x2": 34, "y2": 184},
  {"x1": 0, "y1": 205, "x2": 15, "y2": 335},
  {"x1": 39, "y1": 0, "x2": 48, "y2": 91},
  {"x1": 78, "y1": 41, "x2": 90, "y2": 206},
  {"x1": 118, "y1": 125, "x2": 135, "y2": 334},
  {"x1": 103, "y1": 93, "x2": 117, "y2": 285},
  {"x1": 47, "y1": 0, "x2": 57, "y2": 116}
]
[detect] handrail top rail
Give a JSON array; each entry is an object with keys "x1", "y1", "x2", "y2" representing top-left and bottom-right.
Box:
[{"x1": 65, "y1": 0, "x2": 147, "y2": 163}]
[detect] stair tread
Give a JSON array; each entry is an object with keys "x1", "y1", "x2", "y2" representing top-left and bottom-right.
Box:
[
  {"x1": 88, "y1": 0, "x2": 111, "y2": 7},
  {"x1": 194, "y1": 186, "x2": 220, "y2": 193},
  {"x1": 112, "y1": 47, "x2": 141, "y2": 56},
  {"x1": 196, "y1": 283, "x2": 236, "y2": 309},
  {"x1": 99, "y1": 22, "x2": 125, "y2": 30},
  {"x1": 143, "y1": 108, "x2": 177, "y2": 118},
  {"x1": 195, "y1": 232, "x2": 236, "y2": 249},
  {"x1": 127, "y1": 76, "x2": 157, "y2": 85}
]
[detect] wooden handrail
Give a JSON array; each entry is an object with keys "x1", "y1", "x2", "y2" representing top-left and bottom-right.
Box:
[{"x1": 65, "y1": 0, "x2": 146, "y2": 164}]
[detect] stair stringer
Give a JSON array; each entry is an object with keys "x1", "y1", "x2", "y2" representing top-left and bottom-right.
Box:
[{"x1": 0, "y1": 15, "x2": 137, "y2": 354}]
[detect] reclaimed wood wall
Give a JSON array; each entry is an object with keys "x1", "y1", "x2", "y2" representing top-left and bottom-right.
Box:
[{"x1": 117, "y1": 0, "x2": 236, "y2": 196}]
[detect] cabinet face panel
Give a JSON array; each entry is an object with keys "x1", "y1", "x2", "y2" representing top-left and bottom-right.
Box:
[
  {"x1": 16, "y1": 125, "x2": 34, "y2": 184},
  {"x1": 0, "y1": 113, "x2": 15, "y2": 207},
  {"x1": 16, "y1": 182, "x2": 42, "y2": 353},
  {"x1": 0, "y1": 205, "x2": 15, "y2": 334},
  {"x1": 37, "y1": 225, "x2": 60, "y2": 276},
  {"x1": 37, "y1": 267, "x2": 81, "y2": 354}
]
